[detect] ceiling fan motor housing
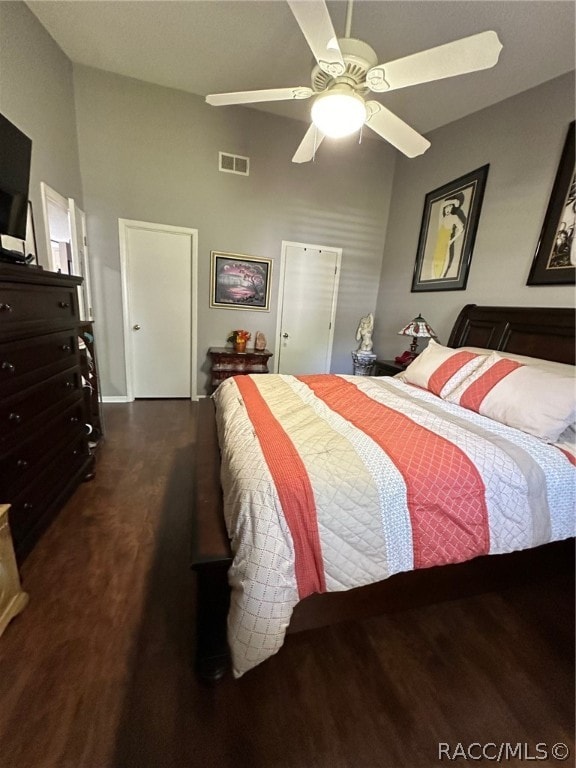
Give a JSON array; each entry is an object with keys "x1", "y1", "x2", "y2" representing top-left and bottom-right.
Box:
[{"x1": 312, "y1": 38, "x2": 379, "y2": 93}]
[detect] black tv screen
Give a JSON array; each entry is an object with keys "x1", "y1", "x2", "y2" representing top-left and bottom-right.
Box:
[{"x1": 0, "y1": 113, "x2": 32, "y2": 242}]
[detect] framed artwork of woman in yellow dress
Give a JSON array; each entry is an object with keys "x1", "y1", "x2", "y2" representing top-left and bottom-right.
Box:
[{"x1": 412, "y1": 165, "x2": 489, "y2": 292}]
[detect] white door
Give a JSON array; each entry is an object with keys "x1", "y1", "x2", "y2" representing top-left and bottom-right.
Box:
[
  {"x1": 276, "y1": 241, "x2": 341, "y2": 375},
  {"x1": 120, "y1": 220, "x2": 197, "y2": 399}
]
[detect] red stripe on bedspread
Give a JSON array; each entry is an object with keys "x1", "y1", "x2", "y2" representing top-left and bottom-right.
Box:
[
  {"x1": 558, "y1": 447, "x2": 576, "y2": 466},
  {"x1": 300, "y1": 375, "x2": 490, "y2": 568},
  {"x1": 428, "y1": 351, "x2": 480, "y2": 396},
  {"x1": 234, "y1": 376, "x2": 326, "y2": 599},
  {"x1": 460, "y1": 359, "x2": 522, "y2": 412}
]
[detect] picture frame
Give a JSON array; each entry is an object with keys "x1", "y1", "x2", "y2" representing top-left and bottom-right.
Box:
[
  {"x1": 527, "y1": 121, "x2": 575, "y2": 286},
  {"x1": 210, "y1": 251, "x2": 272, "y2": 311},
  {"x1": 411, "y1": 165, "x2": 489, "y2": 292}
]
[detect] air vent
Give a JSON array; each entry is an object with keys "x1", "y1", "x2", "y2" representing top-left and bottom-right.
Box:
[{"x1": 219, "y1": 152, "x2": 250, "y2": 176}]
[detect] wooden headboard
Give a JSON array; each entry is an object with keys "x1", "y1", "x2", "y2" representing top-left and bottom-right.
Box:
[{"x1": 447, "y1": 304, "x2": 575, "y2": 365}]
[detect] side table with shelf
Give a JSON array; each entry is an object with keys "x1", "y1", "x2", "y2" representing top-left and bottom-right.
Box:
[
  {"x1": 0, "y1": 504, "x2": 28, "y2": 636},
  {"x1": 208, "y1": 347, "x2": 273, "y2": 393},
  {"x1": 374, "y1": 359, "x2": 407, "y2": 377}
]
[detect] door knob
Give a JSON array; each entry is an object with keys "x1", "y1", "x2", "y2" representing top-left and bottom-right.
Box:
[
  {"x1": 133, "y1": 324, "x2": 141, "y2": 330},
  {"x1": 282, "y1": 333, "x2": 289, "y2": 338}
]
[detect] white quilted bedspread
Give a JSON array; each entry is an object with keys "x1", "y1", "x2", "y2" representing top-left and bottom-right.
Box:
[{"x1": 213, "y1": 374, "x2": 575, "y2": 677}]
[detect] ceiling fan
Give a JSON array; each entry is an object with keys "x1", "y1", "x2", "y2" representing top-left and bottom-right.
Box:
[{"x1": 205, "y1": 0, "x2": 503, "y2": 163}]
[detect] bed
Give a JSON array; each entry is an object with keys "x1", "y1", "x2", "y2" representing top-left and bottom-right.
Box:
[{"x1": 191, "y1": 304, "x2": 575, "y2": 681}]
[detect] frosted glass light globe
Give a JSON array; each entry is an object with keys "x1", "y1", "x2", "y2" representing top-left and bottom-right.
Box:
[{"x1": 311, "y1": 90, "x2": 366, "y2": 138}]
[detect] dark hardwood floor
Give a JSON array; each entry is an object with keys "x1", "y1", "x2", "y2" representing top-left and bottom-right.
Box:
[{"x1": 0, "y1": 400, "x2": 573, "y2": 768}]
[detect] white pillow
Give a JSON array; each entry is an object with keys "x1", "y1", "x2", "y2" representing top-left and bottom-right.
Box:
[
  {"x1": 461, "y1": 347, "x2": 575, "y2": 376},
  {"x1": 446, "y1": 351, "x2": 576, "y2": 442},
  {"x1": 400, "y1": 339, "x2": 488, "y2": 397}
]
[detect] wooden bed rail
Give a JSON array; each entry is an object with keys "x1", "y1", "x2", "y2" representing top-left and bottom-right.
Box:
[{"x1": 191, "y1": 397, "x2": 232, "y2": 682}]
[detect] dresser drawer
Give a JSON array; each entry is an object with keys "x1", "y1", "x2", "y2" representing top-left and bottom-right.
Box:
[
  {"x1": 8, "y1": 433, "x2": 90, "y2": 547},
  {"x1": 0, "y1": 369, "x2": 83, "y2": 447},
  {"x1": 0, "y1": 282, "x2": 79, "y2": 336},
  {"x1": 0, "y1": 330, "x2": 78, "y2": 395},
  {"x1": 0, "y1": 400, "x2": 86, "y2": 498}
]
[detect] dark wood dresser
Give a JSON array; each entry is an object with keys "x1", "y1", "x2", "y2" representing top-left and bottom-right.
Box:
[
  {"x1": 0, "y1": 264, "x2": 93, "y2": 561},
  {"x1": 208, "y1": 347, "x2": 273, "y2": 392}
]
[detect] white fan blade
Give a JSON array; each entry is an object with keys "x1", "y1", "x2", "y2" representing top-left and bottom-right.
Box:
[
  {"x1": 287, "y1": 0, "x2": 345, "y2": 77},
  {"x1": 206, "y1": 87, "x2": 313, "y2": 106},
  {"x1": 365, "y1": 102, "x2": 430, "y2": 158},
  {"x1": 366, "y1": 31, "x2": 503, "y2": 93},
  {"x1": 292, "y1": 123, "x2": 325, "y2": 163}
]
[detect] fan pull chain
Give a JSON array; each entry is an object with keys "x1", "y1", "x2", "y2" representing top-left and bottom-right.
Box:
[{"x1": 358, "y1": 124, "x2": 363, "y2": 145}]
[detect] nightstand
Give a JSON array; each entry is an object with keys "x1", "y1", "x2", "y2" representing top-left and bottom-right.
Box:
[
  {"x1": 208, "y1": 347, "x2": 273, "y2": 392},
  {"x1": 374, "y1": 359, "x2": 406, "y2": 377}
]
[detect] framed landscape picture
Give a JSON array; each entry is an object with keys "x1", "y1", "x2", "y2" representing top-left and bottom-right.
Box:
[
  {"x1": 210, "y1": 251, "x2": 272, "y2": 311},
  {"x1": 411, "y1": 165, "x2": 489, "y2": 292},
  {"x1": 527, "y1": 121, "x2": 575, "y2": 286}
]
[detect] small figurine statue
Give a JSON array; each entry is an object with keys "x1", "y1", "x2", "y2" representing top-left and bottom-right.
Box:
[
  {"x1": 356, "y1": 313, "x2": 374, "y2": 352},
  {"x1": 254, "y1": 331, "x2": 267, "y2": 351}
]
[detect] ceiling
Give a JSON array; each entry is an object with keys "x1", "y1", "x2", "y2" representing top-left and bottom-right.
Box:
[{"x1": 26, "y1": 1, "x2": 576, "y2": 136}]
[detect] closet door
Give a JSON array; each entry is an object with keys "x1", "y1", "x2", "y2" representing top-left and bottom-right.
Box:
[{"x1": 276, "y1": 241, "x2": 341, "y2": 375}]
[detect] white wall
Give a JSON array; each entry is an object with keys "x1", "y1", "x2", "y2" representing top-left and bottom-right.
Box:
[
  {"x1": 72, "y1": 65, "x2": 396, "y2": 397},
  {"x1": 0, "y1": 2, "x2": 83, "y2": 268},
  {"x1": 373, "y1": 72, "x2": 576, "y2": 359},
  {"x1": 3, "y1": 2, "x2": 574, "y2": 395}
]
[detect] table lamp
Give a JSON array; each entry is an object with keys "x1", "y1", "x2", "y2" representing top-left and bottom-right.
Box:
[{"x1": 396, "y1": 313, "x2": 437, "y2": 365}]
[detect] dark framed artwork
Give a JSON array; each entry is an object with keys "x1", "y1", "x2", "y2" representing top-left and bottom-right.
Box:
[
  {"x1": 527, "y1": 121, "x2": 575, "y2": 286},
  {"x1": 210, "y1": 251, "x2": 272, "y2": 311},
  {"x1": 411, "y1": 165, "x2": 490, "y2": 292}
]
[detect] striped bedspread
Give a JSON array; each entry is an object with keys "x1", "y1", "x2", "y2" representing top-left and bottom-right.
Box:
[{"x1": 213, "y1": 374, "x2": 575, "y2": 677}]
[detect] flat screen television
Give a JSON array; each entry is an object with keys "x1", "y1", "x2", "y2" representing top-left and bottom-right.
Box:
[{"x1": 0, "y1": 113, "x2": 32, "y2": 243}]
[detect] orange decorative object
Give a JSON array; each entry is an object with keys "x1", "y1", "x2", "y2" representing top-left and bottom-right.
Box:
[{"x1": 227, "y1": 329, "x2": 251, "y2": 352}]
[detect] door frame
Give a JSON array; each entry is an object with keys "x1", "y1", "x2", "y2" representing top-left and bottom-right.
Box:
[
  {"x1": 274, "y1": 240, "x2": 342, "y2": 374},
  {"x1": 68, "y1": 201, "x2": 93, "y2": 321},
  {"x1": 119, "y1": 218, "x2": 199, "y2": 401},
  {"x1": 40, "y1": 182, "x2": 73, "y2": 274},
  {"x1": 41, "y1": 182, "x2": 92, "y2": 320}
]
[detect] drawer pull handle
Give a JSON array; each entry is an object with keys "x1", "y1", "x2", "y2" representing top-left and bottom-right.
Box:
[
  {"x1": 17, "y1": 459, "x2": 29, "y2": 470},
  {"x1": 1, "y1": 361, "x2": 15, "y2": 374},
  {"x1": 70, "y1": 416, "x2": 79, "y2": 423},
  {"x1": 23, "y1": 502, "x2": 33, "y2": 511},
  {"x1": 0, "y1": 303, "x2": 13, "y2": 312},
  {"x1": 64, "y1": 381, "x2": 74, "y2": 389},
  {"x1": 58, "y1": 301, "x2": 70, "y2": 309},
  {"x1": 61, "y1": 344, "x2": 71, "y2": 352},
  {"x1": 8, "y1": 412, "x2": 21, "y2": 423}
]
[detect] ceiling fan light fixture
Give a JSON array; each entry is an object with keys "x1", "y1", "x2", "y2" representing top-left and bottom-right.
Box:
[{"x1": 311, "y1": 87, "x2": 366, "y2": 138}]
